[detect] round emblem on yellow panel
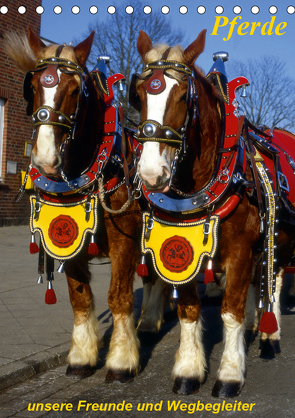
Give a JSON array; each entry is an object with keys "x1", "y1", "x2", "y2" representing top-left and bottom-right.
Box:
[
  {"x1": 49, "y1": 215, "x2": 79, "y2": 248},
  {"x1": 160, "y1": 235, "x2": 194, "y2": 273}
]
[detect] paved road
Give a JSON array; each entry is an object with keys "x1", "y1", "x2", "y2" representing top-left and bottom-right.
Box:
[
  {"x1": 2, "y1": 295, "x2": 295, "y2": 418},
  {"x1": 1, "y1": 226, "x2": 295, "y2": 417}
]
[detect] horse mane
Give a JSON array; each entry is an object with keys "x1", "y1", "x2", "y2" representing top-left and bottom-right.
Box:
[{"x1": 4, "y1": 31, "x2": 37, "y2": 73}]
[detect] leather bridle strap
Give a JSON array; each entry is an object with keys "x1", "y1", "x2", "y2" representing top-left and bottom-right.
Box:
[
  {"x1": 29, "y1": 58, "x2": 85, "y2": 133},
  {"x1": 244, "y1": 118, "x2": 264, "y2": 217},
  {"x1": 32, "y1": 105, "x2": 73, "y2": 130}
]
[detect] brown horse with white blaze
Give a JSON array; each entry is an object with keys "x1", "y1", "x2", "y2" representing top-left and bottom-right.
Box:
[
  {"x1": 132, "y1": 29, "x2": 295, "y2": 397},
  {"x1": 5, "y1": 29, "x2": 142, "y2": 382}
]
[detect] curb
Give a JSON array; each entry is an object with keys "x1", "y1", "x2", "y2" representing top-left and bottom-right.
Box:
[{"x1": 0, "y1": 343, "x2": 70, "y2": 392}]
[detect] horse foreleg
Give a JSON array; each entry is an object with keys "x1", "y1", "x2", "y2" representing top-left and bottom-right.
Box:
[
  {"x1": 212, "y1": 257, "x2": 253, "y2": 398},
  {"x1": 65, "y1": 257, "x2": 99, "y2": 378},
  {"x1": 104, "y1": 212, "x2": 141, "y2": 383},
  {"x1": 172, "y1": 281, "x2": 206, "y2": 395},
  {"x1": 137, "y1": 276, "x2": 167, "y2": 333},
  {"x1": 260, "y1": 268, "x2": 283, "y2": 358}
]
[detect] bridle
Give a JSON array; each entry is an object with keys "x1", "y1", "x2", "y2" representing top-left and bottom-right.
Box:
[
  {"x1": 23, "y1": 49, "x2": 89, "y2": 154},
  {"x1": 129, "y1": 56, "x2": 198, "y2": 155}
]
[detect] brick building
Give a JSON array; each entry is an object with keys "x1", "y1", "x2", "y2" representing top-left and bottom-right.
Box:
[{"x1": 0, "y1": 1, "x2": 41, "y2": 226}]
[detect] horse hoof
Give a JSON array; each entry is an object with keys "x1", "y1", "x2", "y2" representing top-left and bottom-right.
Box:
[
  {"x1": 105, "y1": 369, "x2": 135, "y2": 384},
  {"x1": 66, "y1": 364, "x2": 95, "y2": 379},
  {"x1": 212, "y1": 380, "x2": 241, "y2": 398},
  {"x1": 172, "y1": 377, "x2": 200, "y2": 395},
  {"x1": 260, "y1": 339, "x2": 281, "y2": 359}
]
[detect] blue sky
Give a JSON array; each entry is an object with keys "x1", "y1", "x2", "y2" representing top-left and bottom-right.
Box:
[{"x1": 40, "y1": 0, "x2": 295, "y2": 79}]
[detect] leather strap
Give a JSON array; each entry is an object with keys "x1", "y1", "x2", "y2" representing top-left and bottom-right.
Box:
[{"x1": 244, "y1": 119, "x2": 264, "y2": 215}]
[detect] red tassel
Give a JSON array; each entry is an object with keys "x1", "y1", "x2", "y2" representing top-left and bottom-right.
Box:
[
  {"x1": 204, "y1": 268, "x2": 215, "y2": 284},
  {"x1": 88, "y1": 242, "x2": 100, "y2": 256},
  {"x1": 137, "y1": 263, "x2": 149, "y2": 277},
  {"x1": 204, "y1": 259, "x2": 215, "y2": 284},
  {"x1": 30, "y1": 242, "x2": 40, "y2": 254},
  {"x1": 45, "y1": 288, "x2": 57, "y2": 304},
  {"x1": 258, "y1": 312, "x2": 278, "y2": 334}
]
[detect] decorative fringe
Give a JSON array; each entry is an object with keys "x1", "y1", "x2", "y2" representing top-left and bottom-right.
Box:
[
  {"x1": 137, "y1": 263, "x2": 149, "y2": 277},
  {"x1": 45, "y1": 288, "x2": 57, "y2": 304},
  {"x1": 45, "y1": 282, "x2": 57, "y2": 304},
  {"x1": 137, "y1": 255, "x2": 149, "y2": 277},
  {"x1": 88, "y1": 235, "x2": 100, "y2": 256},
  {"x1": 30, "y1": 242, "x2": 40, "y2": 254},
  {"x1": 258, "y1": 311, "x2": 278, "y2": 334},
  {"x1": 30, "y1": 235, "x2": 40, "y2": 254},
  {"x1": 204, "y1": 259, "x2": 215, "y2": 284},
  {"x1": 88, "y1": 242, "x2": 100, "y2": 256}
]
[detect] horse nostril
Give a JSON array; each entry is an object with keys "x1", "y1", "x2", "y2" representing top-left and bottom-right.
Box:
[
  {"x1": 53, "y1": 156, "x2": 60, "y2": 168},
  {"x1": 162, "y1": 166, "x2": 170, "y2": 179}
]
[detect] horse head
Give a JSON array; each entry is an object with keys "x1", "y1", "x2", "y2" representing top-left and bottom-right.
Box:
[
  {"x1": 131, "y1": 30, "x2": 221, "y2": 193},
  {"x1": 24, "y1": 29, "x2": 103, "y2": 178}
]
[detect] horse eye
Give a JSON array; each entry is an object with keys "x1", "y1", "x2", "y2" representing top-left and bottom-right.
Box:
[
  {"x1": 71, "y1": 87, "x2": 79, "y2": 97},
  {"x1": 180, "y1": 93, "x2": 186, "y2": 102}
]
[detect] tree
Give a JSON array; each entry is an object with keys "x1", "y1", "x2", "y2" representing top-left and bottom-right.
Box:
[
  {"x1": 79, "y1": 2, "x2": 185, "y2": 123},
  {"x1": 227, "y1": 56, "x2": 295, "y2": 131}
]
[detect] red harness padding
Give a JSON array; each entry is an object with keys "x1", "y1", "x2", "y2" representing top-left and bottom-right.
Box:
[{"x1": 255, "y1": 128, "x2": 295, "y2": 207}]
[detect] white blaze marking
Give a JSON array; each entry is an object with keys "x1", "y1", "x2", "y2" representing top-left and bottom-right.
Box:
[
  {"x1": 34, "y1": 77, "x2": 59, "y2": 169},
  {"x1": 139, "y1": 76, "x2": 178, "y2": 185},
  {"x1": 146, "y1": 76, "x2": 178, "y2": 124}
]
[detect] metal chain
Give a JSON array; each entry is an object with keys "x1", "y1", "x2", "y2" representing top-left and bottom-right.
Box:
[
  {"x1": 60, "y1": 170, "x2": 92, "y2": 196},
  {"x1": 14, "y1": 163, "x2": 33, "y2": 202}
]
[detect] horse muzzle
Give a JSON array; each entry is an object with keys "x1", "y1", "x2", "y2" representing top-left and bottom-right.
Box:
[{"x1": 138, "y1": 165, "x2": 171, "y2": 192}]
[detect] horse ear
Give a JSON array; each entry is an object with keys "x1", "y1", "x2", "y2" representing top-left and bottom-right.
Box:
[
  {"x1": 74, "y1": 31, "x2": 95, "y2": 68},
  {"x1": 137, "y1": 30, "x2": 153, "y2": 61},
  {"x1": 28, "y1": 28, "x2": 46, "y2": 58},
  {"x1": 183, "y1": 29, "x2": 207, "y2": 67}
]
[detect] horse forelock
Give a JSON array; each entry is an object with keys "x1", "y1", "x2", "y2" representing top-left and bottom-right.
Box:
[{"x1": 144, "y1": 44, "x2": 185, "y2": 64}]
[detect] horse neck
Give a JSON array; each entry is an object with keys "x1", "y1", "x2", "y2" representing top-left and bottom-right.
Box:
[
  {"x1": 177, "y1": 76, "x2": 221, "y2": 193},
  {"x1": 64, "y1": 77, "x2": 104, "y2": 177}
]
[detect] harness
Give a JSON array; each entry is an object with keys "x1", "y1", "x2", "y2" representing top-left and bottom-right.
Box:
[
  {"x1": 133, "y1": 52, "x2": 295, "y2": 324},
  {"x1": 19, "y1": 54, "x2": 140, "y2": 303}
]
